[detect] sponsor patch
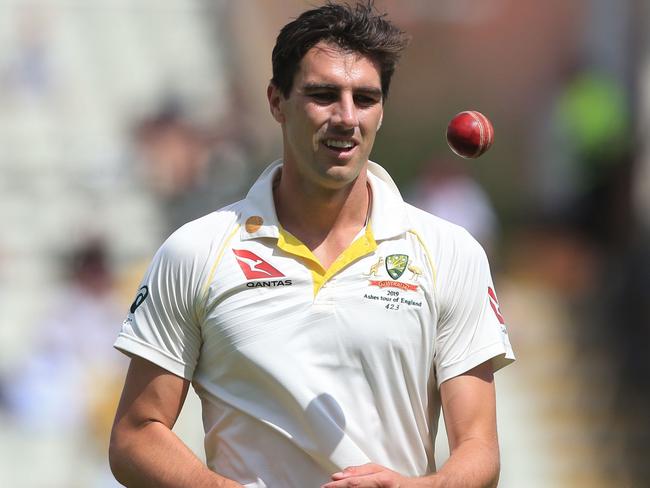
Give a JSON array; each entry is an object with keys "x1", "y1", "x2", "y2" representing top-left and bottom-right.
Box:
[
  {"x1": 246, "y1": 279, "x2": 292, "y2": 288},
  {"x1": 129, "y1": 285, "x2": 149, "y2": 313},
  {"x1": 368, "y1": 280, "x2": 418, "y2": 292},
  {"x1": 488, "y1": 286, "x2": 505, "y2": 324},
  {"x1": 233, "y1": 249, "x2": 285, "y2": 279}
]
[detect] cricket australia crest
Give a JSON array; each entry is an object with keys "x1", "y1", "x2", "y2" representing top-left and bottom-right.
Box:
[{"x1": 385, "y1": 254, "x2": 408, "y2": 280}]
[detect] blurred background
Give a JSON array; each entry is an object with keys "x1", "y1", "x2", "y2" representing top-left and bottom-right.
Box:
[{"x1": 0, "y1": 0, "x2": 648, "y2": 486}]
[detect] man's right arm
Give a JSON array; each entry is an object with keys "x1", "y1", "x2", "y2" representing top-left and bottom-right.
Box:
[{"x1": 109, "y1": 356, "x2": 243, "y2": 488}]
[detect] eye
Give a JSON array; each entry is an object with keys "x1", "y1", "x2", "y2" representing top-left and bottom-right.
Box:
[
  {"x1": 309, "y1": 92, "x2": 337, "y2": 104},
  {"x1": 354, "y1": 94, "x2": 381, "y2": 107}
]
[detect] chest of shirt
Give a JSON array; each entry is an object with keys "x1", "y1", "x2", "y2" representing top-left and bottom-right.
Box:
[{"x1": 200, "y1": 238, "x2": 438, "y2": 365}]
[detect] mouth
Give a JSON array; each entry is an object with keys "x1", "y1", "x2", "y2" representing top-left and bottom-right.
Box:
[{"x1": 321, "y1": 138, "x2": 358, "y2": 158}]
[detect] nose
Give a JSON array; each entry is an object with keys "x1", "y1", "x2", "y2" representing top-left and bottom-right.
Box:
[{"x1": 331, "y1": 93, "x2": 358, "y2": 129}]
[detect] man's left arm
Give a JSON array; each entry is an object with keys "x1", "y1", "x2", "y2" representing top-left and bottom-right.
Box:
[{"x1": 321, "y1": 360, "x2": 499, "y2": 488}]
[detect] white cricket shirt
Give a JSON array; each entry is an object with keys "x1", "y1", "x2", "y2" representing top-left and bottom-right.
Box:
[{"x1": 115, "y1": 160, "x2": 515, "y2": 488}]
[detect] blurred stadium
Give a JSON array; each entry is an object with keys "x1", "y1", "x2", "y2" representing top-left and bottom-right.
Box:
[{"x1": 1, "y1": 0, "x2": 649, "y2": 486}]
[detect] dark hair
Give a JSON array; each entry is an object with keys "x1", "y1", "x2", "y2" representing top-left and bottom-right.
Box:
[{"x1": 271, "y1": 1, "x2": 409, "y2": 101}]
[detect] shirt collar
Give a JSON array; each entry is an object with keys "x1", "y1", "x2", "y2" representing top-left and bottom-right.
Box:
[
  {"x1": 366, "y1": 161, "x2": 411, "y2": 240},
  {"x1": 239, "y1": 159, "x2": 283, "y2": 240},
  {"x1": 239, "y1": 159, "x2": 410, "y2": 241}
]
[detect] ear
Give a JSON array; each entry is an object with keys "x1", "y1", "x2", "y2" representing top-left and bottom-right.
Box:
[
  {"x1": 267, "y1": 83, "x2": 285, "y2": 123},
  {"x1": 377, "y1": 113, "x2": 383, "y2": 131}
]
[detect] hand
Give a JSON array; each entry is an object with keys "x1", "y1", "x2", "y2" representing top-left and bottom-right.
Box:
[{"x1": 321, "y1": 463, "x2": 421, "y2": 488}]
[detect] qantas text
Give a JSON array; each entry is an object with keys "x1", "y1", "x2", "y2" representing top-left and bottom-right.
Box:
[{"x1": 246, "y1": 279, "x2": 293, "y2": 288}]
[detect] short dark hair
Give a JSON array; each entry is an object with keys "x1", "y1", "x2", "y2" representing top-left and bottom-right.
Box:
[{"x1": 271, "y1": 1, "x2": 409, "y2": 101}]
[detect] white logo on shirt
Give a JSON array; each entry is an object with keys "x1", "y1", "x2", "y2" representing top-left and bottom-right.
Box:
[{"x1": 235, "y1": 255, "x2": 273, "y2": 275}]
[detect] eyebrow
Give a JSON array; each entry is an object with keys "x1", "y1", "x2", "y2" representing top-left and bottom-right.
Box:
[{"x1": 302, "y1": 83, "x2": 383, "y2": 97}]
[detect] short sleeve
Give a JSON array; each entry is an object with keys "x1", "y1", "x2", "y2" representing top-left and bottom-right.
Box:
[
  {"x1": 434, "y1": 231, "x2": 515, "y2": 386},
  {"x1": 114, "y1": 229, "x2": 206, "y2": 380}
]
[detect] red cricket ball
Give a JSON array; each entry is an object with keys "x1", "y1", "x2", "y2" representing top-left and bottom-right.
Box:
[{"x1": 446, "y1": 110, "x2": 494, "y2": 158}]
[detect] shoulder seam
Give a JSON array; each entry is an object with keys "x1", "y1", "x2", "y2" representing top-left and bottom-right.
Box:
[
  {"x1": 197, "y1": 217, "x2": 241, "y2": 317},
  {"x1": 407, "y1": 228, "x2": 439, "y2": 313}
]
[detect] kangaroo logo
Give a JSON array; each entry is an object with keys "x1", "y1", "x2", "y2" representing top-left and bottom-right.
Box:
[
  {"x1": 366, "y1": 257, "x2": 384, "y2": 276},
  {"x1": 232, "y1": 249, "x2": 285, "y2": 279},
  {"x1": 407, "y1": 264, "x2": 422, "y2": 281}
]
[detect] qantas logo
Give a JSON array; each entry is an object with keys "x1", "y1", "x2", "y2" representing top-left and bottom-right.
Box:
[
  {"x1": 488, "y1": 286, "x2": 505, "y2": 324},
  {"x1": 232, "y1": 249, "x2": 285, "y2": 279}
]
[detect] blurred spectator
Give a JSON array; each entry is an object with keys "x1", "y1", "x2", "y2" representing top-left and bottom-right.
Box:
[
  {"x1": 537, "y1": 62, "x2": 649, "y2": 484},
  {"x1": 2, "y1": 3, "x2": 57, "y2": 102},
  {"x1": 4, "y1": 239, "x2": 126, "y2": 447},
  {"x1": 538, "y1": 66, "x2": 632, "y2": 245},
  {"x1": 133, "y1": 102, "x2": 251, "y2": 233},
  {"x1": 410, "y1": 157, "x2": 498, "y2": 252}
]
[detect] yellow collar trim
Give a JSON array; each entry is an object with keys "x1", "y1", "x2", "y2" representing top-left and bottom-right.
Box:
[{"x1": 277, "y1": 224, "x2": 378, "y2": 297}]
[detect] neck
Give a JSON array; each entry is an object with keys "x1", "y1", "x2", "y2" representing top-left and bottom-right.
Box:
[{"x1": 273, "y1": 166, "x2": 370, "y2": 252}]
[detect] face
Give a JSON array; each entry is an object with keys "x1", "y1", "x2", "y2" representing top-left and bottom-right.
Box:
[{"x1": 268, "y1": 42, "x2": 384, "y2": 191}]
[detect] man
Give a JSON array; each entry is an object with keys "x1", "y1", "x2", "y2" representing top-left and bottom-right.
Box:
[{"x1": 109, "y1": 2, "x2": 515, "y2": 487}]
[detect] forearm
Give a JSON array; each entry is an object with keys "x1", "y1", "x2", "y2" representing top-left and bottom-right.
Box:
[
  {"x1": 421, "y1": 438, "x2": 499, "y2": 488},
  {"x1": 321, "y1": 441, "x2": 499, "y2": 488},
  {"x1": 109, "y1": 420, "x2": 242, "y2": 488}
]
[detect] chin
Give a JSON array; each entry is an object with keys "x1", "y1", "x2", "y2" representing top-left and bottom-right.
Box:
[{"x1": 320, "y1": 164, "x2": 363, "y2": 188}]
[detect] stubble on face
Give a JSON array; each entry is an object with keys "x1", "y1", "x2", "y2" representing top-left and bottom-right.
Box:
[{"x1": 278, "y1": 42, "x2": 384, "y2": 193}]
